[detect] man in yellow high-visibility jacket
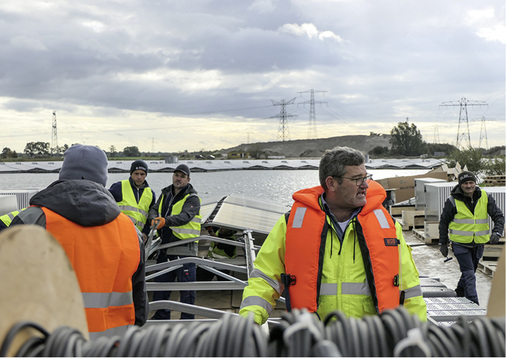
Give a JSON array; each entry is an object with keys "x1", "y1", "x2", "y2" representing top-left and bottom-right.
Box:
[
  {"x1": 439, "y1": 171, "x2": 504, "y2": 305},
  {"x1": 240, "y1": 147, "x2": 427, "y2": 325}
]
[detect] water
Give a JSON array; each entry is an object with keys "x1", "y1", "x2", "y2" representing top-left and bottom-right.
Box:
[{"x1": 0, "y1": 169, "x2": 430, "y2": 207}]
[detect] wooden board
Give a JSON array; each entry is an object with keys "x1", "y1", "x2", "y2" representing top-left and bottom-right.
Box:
[{"x1": 0, "y1": 225, "x2": 88, "y2": 355}]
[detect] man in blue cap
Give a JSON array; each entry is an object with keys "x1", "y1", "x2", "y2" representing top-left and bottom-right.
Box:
[{"x1": 149, "y1": 164, "x2": 202, "y2": 320}]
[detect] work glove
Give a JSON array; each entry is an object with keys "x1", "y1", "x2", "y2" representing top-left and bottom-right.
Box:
[
  {"x1": 439, "y1": 243, "x2": 449, "y2": 257},
  {"x1": 489, "y1": 232, "x2": 501, "y2": 245},
  {"x1": 151, "y1": 217, "x2": 166, "y2": 230}
]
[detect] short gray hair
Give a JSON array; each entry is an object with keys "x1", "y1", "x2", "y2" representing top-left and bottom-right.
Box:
[{"x1": 319, "y1": 146, "x2": 365, "y2": 189}]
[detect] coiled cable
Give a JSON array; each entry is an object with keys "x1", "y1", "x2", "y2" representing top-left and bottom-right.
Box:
[{"x1": 1, "y1": 308, "x2": 504, "y2": 357}]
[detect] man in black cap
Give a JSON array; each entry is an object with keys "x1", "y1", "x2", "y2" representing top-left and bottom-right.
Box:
[
  {"x1": 109, "y1": 160, "x2": 156, "y2": 239},
  {"x1": 439, "y1": 170, "x2": 504, "y2": 304},
  {"x1": 149, "y1": 163, "x2": 202, "y2": 319}
]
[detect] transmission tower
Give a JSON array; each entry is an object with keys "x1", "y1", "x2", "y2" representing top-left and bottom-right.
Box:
[
  {"x1": 298, "y1": 89, "x2": 327, "y2": 139},
  {"x1": 439, "y1": 97, "x2": 487, "y2": 149},
  {"x1": 271, "y1": 97, "x2": 297, "y2": 141},
  {"x1": 479, "y1": 116, "x2": 489, "y2": 149},
  {"x1": 51, "y1": 111, "x2": 59, "y2": 156},
  {"x1": 433, "y1": 125, "x2": 440, "y2": 144}
]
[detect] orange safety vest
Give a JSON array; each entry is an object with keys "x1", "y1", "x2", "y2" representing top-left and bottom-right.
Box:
[
  {"x1": 284, "y1": 181, "x2": 400, "y2": 314},
  {"x1": 42, "y1": 208, "x2": 140, "y2": 335}
]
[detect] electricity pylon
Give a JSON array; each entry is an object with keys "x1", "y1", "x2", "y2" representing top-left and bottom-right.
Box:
[
  {"x1": 51, "y1": 111, "x2": 59, "y2": 156},
  {"x1": 271, "y1": 98, "x2": 297, "y2": 141},
  {"x1": 298, "y1": 89, "x2": 327, "y2": 140},
  {"x1": 439, "y1": 97, "x2": 487, "y2": 149},
  {"x1": 478, "y1": 116, "x2": 489, "y2": 150}
]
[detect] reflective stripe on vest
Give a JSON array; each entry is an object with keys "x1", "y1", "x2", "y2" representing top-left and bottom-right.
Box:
[
  {"x1": 0, "y1": 210, "x2": 20, "y2": 226},
  {"x1": 158, "y1": 193, "x2": 202, "y2": 239},
  {"x1": 449, "y1": 192, "x2": 490, "y2": 244},
  {"x1": 117, "y1": 180, "x2": 153, "y2": 231},
  {"x1": 42, "y1": 208, "x2": 140, "y2": 336}
]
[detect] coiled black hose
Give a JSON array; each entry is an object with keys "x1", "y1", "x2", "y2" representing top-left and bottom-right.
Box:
[{"x1": 1, "y1": 308, "x2": 504, "y2": 357}]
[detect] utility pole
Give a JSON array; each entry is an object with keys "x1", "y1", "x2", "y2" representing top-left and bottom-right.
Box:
[
  {"x1": 51, "y1": 111, "x2": 59, "y2": 156},
  {"x1": 479, "y1": 116, "x2": 489, "y2": 150},
  {"x1": 440, "y1": 97, "x2": 487, "y2": 149},
  {"x1": 298, "y1": 89, "x2": 327, "y2": 140},
  {"x1": 271, "y1": 98, "x2": 297, "y2": 141}
]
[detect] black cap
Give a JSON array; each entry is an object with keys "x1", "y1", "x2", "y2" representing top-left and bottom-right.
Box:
[
  {"x1": 174, "y1": 164, "x2": 190, "y2": 177},
  {"x1": 458, "y1": 171, "x2": 477, "y2": 185},
  {"x1": 130, "y1": 160, "x2": 148, "y2": 175}
]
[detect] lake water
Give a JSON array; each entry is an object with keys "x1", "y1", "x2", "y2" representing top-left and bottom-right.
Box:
[{"x1": 0, "y1": 169, "x2": 430, "y2": 207}]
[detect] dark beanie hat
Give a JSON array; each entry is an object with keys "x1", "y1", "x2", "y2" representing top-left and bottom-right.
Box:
[
  {"x1": 59, "y1": 144, "x2": 108, "y2": 186},
  {"x1": 175, "y1": 164, "x2": 190, "y2": 177},
  {"x1": 130, "y1": 160, "x2": 148, "y2": 175},
  {"x1": 458, "y1": 171, "x2": 477, "y2": 185}
]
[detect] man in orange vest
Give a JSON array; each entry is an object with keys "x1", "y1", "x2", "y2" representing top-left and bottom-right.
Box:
[
  {"x1": 240, "y1": 146, "x2": 427, "y2": 325},
  {"x1": 11, "y1": 144, "x2": 148, "y2": 339}
]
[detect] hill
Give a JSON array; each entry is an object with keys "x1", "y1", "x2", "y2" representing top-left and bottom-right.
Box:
[{"x1": 221, "y1": 134, "x2": 391, "y2": 158}]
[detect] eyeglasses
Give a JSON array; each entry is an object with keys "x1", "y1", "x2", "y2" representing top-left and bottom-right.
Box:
[{"x1": 338, "y1": 174, "x2": 373, "y2": 186}]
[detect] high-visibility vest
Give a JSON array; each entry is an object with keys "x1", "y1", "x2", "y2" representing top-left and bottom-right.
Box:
[
  {"x1": 158, "y1": 193, "x2": 201, "y2": 239},
  {"x1": 284, "y1": 183, "x2": 400, "y2": 315},
  {"x1": 117, "y1": 180, "x2": 153, "y2": 231},
  {"x1": 0, "y1": 210, "x2": 20, "y2": 227},
  {"x1": 42, "y1": 208, "x2": 140, "y2": 338},
  {"x1": 449, "y1": 192, "x2": 490, "y2": 244}
]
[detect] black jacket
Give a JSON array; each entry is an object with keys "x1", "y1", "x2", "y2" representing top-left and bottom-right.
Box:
[
  {"x1": 438, "y1": 185, "x2": 505, "y2": 246},
  {"x1": 11, "y1": 179, "x2": 148, "y2": 326}
]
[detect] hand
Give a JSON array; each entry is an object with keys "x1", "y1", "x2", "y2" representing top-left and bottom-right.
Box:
[
  {"x1": 151, "y1": 217, "x2": 166, "y2": 230},
  {"x1": 489, "y1": 232, "x2": 501, "y2": 245},
  {"x1": 439, "y1": 244, "x2": 448, "y2": 257}
]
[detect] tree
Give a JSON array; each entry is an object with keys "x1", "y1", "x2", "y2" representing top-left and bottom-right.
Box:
[
  {"x1": 123, "y1": 146, "x2": 140, "y2": 157},
  {"x1": 389, "y1": 121, "x2": 426, "y2": 156},
  {"x1": 369, "y1": 146, "x2": 389, "y2": 157},
  {"x1": 109, "y1": 145, "x2": 117, "y2": 158},
  {"x1": 24, "y1": 141, "x2": 50, "y2": 158},
  {"x1": 446, "y1": 147, "x2": 483, "y2": 173},
  {"x1": 1, "y1": 147, "x2": 15, "y2": 158}
]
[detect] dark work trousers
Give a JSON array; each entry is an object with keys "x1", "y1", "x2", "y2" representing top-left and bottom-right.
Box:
[
  {"x1": 152, "y1": 251, "x2": 197, "y2": 319},
  {"x1": 453, "y1": 243, "x2": 484, "y2": 305}
]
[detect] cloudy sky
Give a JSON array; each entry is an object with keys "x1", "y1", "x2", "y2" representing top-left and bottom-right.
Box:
[{"x1": 0, "y1": 0, "x2": 504, "y2": 154}]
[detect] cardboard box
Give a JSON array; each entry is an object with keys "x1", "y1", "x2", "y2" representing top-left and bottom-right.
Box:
[{"x1": 376, "y1": 168, "x2": 450, "y2": 203}]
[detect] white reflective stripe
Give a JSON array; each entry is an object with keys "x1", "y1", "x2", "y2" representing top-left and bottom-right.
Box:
[
  {"x1": 191, "y1": 216, "x2": 202, "y2": 224},
  {"x1": 82, "y1": 291, "x2": 133, "y2": 309},
  {"x1": 341, "y1": 282, "x2": 371, "y2": 295},
  {"x1": 119, "y1": 205, "x2": 148, "y2": 217},
  {"x1": 240, "y1": 296, "x2": 274, "y2": 315},
  {"x1": 170, "y1": 227, "x2": 201, "y2": 235},
  {"x1": 450, "y1": 229, "x2": 489, "y2": 237},
  {"x1": 292, "y1": 207, "x2": 307, "y2": 228},
  {"x1": 89, "y1": 325, "x2": 130, "y2": 340},
  {"x1": 475, "y1": 219, "x2": 489, "y2": 224},
  {"x1": 320, "y1": 283, "x2": 338, "y2": 295},
  {"x1": 250, "y1": 268, "x2": 282, "y2": 294},
  {"x1": 453, "y1": 218, "x2": 476, "y2": 224},
  {"x1": 403, "y1": 285, "x2": 422, "y2": 299},
  {"x1": 6, "y1": 213, "x2": 16, "y2": 220},
  {"x1": 373, "y1": 209, "x2": 390, "y2": 229}
]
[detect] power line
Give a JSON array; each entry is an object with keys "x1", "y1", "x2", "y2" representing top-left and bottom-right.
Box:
[
  {"x1": 51, "y1": 111, "x2": 59, "y2": 155},
  {"x1": 479, "y1": 116, "x2": 489, "y2": 149}
]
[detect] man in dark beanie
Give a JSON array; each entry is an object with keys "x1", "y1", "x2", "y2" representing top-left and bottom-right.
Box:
[
  {"x1": 439, "y1": 170, "x2": 504, "y2": 304},
  {"x1": 109, "y1": 159, "x2": 156, "y2": 239},
  {"x1": 11, "y1": 144, "x2": 148, "y2": 338}
]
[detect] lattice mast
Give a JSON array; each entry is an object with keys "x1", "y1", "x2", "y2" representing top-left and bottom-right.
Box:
[
  {"x1": 298, "y1": 89, "x2": 327, "y2": 140},
  {"x1": 51, "y1": 111, "x2": 59, "y2": 156},
  {"x1": 271, "y1": 98, "x2": 297, "y2": 141},
  {"x1": 439, "y1": 97, "x2": 487, "y2": 149},
  {"x1": 479, "y1": 116, "x2": 489, "y2": 150}
]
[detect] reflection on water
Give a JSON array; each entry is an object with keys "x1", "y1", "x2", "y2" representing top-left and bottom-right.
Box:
[{"x1": 0, "y1": 169, "x2": 430, "y2": 207}]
